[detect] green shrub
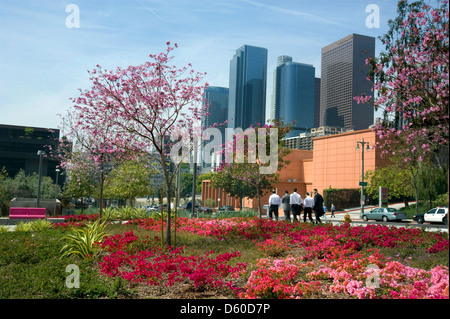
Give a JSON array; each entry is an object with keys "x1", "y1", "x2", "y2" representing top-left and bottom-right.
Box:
[
  {"x1": 60, "y1": 218, "x2": 108, "y2": 259},
  {"x1": 0, "y1": 225, "x2": 9, "y2": 233},
  {"x1": 15, "y1": 221, "x2": 33, "y2": 232},
  {"x1": 30, "y1": 219, "x2": 53, "y2": 232}
]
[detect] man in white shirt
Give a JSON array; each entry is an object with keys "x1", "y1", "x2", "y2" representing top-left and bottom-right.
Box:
[
  {"x1": 303, "y1": 192, "x2": 314, "y2": 223},
  {"x1": 290, "y1": 188, "x2": 303, "y2": 222},
  {"x1": 268, "y1": 190, "x2": 281, "y2": 221}
]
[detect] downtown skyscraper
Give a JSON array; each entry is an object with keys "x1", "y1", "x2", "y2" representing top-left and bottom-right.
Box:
[
  {"x1": 227, "y1": 45, "x2": 268, "y2": 131},
  {"x1": 273, "y1": 56, "x2": 315, "y2": 138},
  {"x1": 201, "y1": 86, "x2": 229, "y2": 169},
  {"x1": 320, "y1": 33, "x2": 375, "y2": 130}
]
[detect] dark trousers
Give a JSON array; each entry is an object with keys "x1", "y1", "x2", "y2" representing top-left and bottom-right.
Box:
[
  {"x1": 303, "y1": 207, "x2": 314, "y2": 222},
  {"x1": 283, "y1": 209, "x2": 291, "y2": 222},
  {"x1": 291, "y1": 204, "x2": 301, "y2": 221},
  {"x1": 314, "y1": 209, "x2": 323, "y2": 224},
  {"x1": 269, "y1": 205, "x2": 279, "y2": 220}
]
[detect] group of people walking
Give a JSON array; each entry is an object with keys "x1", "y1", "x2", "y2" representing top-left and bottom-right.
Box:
[{"x1": 268, "y1": 188, "x2": 335, "y2": 224}]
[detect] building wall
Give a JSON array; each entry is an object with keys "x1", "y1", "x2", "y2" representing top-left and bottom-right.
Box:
[
  {"x1": 275, "y1": 62, "x2": 315, "y2": 137},
  {"x1": 201, "y1": 129, "x2": 390, "y2": 211},
  {"x1": 201, "y1": 149, "x2": 313, "y2": 210},
  {"x1": 0, "y1": 124, "x2": 62, "y2": 183},
  {"x1": 227, "y1": 45, "x2": 267, "y2": 131},
  {"x1": 312, "y1": 129, "x2": 388, "y2": 195},
  {"x1": 320, "y1": 33, "x2": 375, "y2": 130}
]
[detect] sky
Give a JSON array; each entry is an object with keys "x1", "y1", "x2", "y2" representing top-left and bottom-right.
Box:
[{"x1": 0, "y1": 0, "x2": 400, "y2": 131}]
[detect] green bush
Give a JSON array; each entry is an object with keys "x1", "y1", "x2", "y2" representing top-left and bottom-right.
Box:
[
  {"x1": 30, "y1": 219, "x2": 53, "y2": 232},
  {"x1": 60, "y1": 218, "x2": 108, "y2": 259},
  {"x1": 324, "y1": 187, "x2": 361, "y2": 210}
]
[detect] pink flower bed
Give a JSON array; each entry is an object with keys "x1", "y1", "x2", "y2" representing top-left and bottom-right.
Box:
[
  {"x1": 98, "y1": 231, "x2": 246, "y2": 294},
  {"x1": 69, "y1": 215, "x2": 449, "y2": 299}
]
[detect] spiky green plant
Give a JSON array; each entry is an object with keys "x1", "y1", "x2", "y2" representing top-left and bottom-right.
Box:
[
  {"x1": 30, "y1": 219, "x2": 53, "y2": 232},
  {"x1": 0, "y1": 225, "x2": 10, "y2": 233},
  {"x1": 102, "y1": 207, "x2": 117, "y2": 220},
  {"x1": 15, "y1": 221, "x2": 33, "y2": 232},
  {"x1": 60, "y1": 218, "x2": 108, "y2": 259}
]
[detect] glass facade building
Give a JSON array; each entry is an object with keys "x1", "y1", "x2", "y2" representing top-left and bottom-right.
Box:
[
  {"x1": 0, "y1": 124, "x2": 62, "y2": 184},
  {"x1": 227, "y1": 45, "x2": 267, "y2": 131},
  {"x1": 274, "y1": 58, "x2": 315, "y2": 138},
  {"x1": 201, "y1": 86, "x2": 229, "y2": 168},
  {"x1": 320, "y1": 33, "x2": 375, "y2": 130}
]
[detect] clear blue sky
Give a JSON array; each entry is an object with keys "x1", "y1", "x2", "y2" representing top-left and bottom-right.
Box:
[{"x1": 0, "y1": 0, "x2": 399, "y2": 129}]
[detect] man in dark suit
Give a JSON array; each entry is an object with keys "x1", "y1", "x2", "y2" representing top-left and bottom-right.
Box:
[{"x1": 313, "y1": 188, "x2": 324, "y2": 224}]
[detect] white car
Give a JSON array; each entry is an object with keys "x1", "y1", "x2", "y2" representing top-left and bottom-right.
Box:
[{"x1": 414, "y1": 207, "x2": 448, "y2": 225}]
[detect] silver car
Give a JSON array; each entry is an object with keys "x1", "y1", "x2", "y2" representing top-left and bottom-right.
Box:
[{"x1": 361, "y1": 207, "x2": 408, "y2": 222}]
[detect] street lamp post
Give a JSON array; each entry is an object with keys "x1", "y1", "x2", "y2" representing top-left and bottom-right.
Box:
[
  {"x1": 36, "y1": 150, "x2": 46, "y2": 208},
  {"x1": 54, "y1": 168, "x2": 60, "y2": 216},
  {"x1": 356, "y1": 139, "x2": 370, "y2": 217}
]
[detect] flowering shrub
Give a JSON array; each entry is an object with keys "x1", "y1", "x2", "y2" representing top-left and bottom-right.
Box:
[
  {"x1": 426, "y1": 239, "x2": 450, "y2": 253},
  {"x1": 307, "y1": 249, "x2": 449, "y2": 299},
  {"x1": 256, "y1": 237, "x2": 290, "y2": 257},
  {"x1": 70, "y1": 214, "x2": 449, "y2": 299},
  {"x1": 60, "y1": 214, "x2": 99, "y2": 223},
  {"x1": 239, "y1": 257, "x2": 320, "y2": 299},
  {"x1": 98, "y1": 231, "x2": 247, "y2": 294}
]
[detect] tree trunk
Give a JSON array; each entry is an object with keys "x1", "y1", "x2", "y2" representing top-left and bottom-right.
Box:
[
  {"x1": 402, "y1": 196, "x2": 409, "y2": 208},
  {"x1": 165, "y1": 182, "x2": 172, "y2": 246},
  {"x1": 256, "y1": 187, "x2": 262, "y2": 219}
]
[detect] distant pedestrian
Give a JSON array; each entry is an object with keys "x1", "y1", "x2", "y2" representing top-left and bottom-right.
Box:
[
  {"x1": 303, "y1": 192, "x2": 314, "y2": 223},
  {"x1": 281, "y1": 190, "x2": 291, "y2": 222},
  {"x1": 331, "y1": 203, "x2": 336, "y2": 218},
  {"x1": 313, "y1": 188, "x2": 324, "y2": 224},
  {"x1": 290, "y1": 188, "x2": 303, "y2": 222},
  {"x1": 268, "y1": 190, "x2": 281, "y2": 221},
  {"x1": 323, "y1": 205, "x2": 327, "y2": 220}
]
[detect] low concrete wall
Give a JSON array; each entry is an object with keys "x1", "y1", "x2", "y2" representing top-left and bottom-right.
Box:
[{"x1": 0, "y1": 218, "x2": 65, "y2": 226}]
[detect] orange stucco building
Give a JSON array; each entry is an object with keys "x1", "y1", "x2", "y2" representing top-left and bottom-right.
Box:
[{"x1": 201, "y1": 129, "x2": 390, "y2": 210}]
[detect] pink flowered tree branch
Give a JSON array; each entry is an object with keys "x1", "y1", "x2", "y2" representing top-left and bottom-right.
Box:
[
  {"x1": 355, "y1": 0, "x2": 449, "y2": 162},
  {"x1": 63, "y1": 42, "x2": 209, "y2": 245}
]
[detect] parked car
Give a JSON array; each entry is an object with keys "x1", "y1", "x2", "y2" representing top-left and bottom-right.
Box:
[
  {"x1": 217, "y1": 205, "x2": 235, "y2": 212},
  {"x1": 361, "y1": 207, "x2": 408, "y2": 222},
  {"x1": 145, "y1": 205, "x2": 158, "y2": 211},
  {"x1": 197, "y1": 207, "x2": 213, "y2": 214},
  {"x1": 413, "y1": 207, "x2": 448, "y2": 225}
]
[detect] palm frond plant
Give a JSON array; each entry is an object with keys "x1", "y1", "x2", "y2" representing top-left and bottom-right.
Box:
[
  {"x1": 30, "y1": 219, "x2": 53, "y2": 232},
  {"x1": 60, "y1": 218, "x2": 108, "y2": 259}
]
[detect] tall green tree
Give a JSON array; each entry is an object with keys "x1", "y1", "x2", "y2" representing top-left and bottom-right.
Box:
[
  {"x1": 365, "y1": 164, "x2": 414, "y2": 207},
  {"x1": 103, "y1": 158, "x2": 153, "y2": 206}
]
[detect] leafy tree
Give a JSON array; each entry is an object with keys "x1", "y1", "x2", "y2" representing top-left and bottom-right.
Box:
[
  {"x1": 417, "y1": 161, "x2": 448, "y2": 209},
  {"x1": 4, "y1": 169, "x2": 59, "y2": 199},
  {"x1": 211, "y1": 121, "x2": 291, "y2": 216},
  {"x1": 355, "y1": 0, "x2": 448, "y2": 162},
  {"x1": 365, "y1": 164, "x2": 414, "y2": 207},
  {"x1": 61, "y1": 151, "x2": 97, "y2": 213},
  {"x1": 66, "y1": 42, "x2": 207, "y2": 245},
  {"x1": 179, "y1": 172, "x2": 193, "y2": 199},
  {"x1": 103, "y1": 158, "x2": 153, "y2": 206}
]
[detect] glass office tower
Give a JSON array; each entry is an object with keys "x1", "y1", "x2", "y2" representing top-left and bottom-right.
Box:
[
  {"x1": 227, "y1": 45, "x2": 268, "y2": 131},
  {"x1": 274, "y1": 59, "x2": 315, "y2": 138},
  {"x1": 201, "y1": 86, "x2": 229, "y2": 168},
  {"x1": 320, "y1": 33, "x2": 375, "y2": 130}
]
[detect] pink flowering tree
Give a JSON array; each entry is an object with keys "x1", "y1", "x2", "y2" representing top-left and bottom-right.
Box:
[
  {"x1": 66, "y1": 42, "x2": 208, "y2": 245},
  {"x1": 355, "y1": 0, "x2": 448, "y2": 161},
  {"x1": 59, "y1": 106, "x2": 134, "y2": 216}
]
